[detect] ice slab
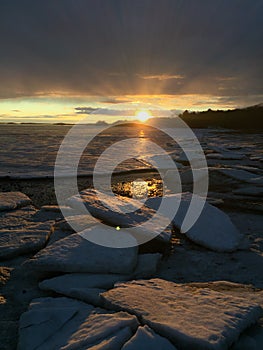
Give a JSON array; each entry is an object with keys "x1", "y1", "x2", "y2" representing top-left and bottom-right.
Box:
[{"x1": 102, "y1": 279, "x2": 262, "y2": 350}]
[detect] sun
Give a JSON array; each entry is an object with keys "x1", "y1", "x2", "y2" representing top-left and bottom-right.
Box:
[{"x1": 135, "y1": 110, "x2": 151, "y2": 122}]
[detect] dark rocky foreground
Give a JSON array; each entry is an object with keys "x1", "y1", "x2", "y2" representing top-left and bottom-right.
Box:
[{"x1": 0, "y1": 179, "x2": 263, "y2": 349}]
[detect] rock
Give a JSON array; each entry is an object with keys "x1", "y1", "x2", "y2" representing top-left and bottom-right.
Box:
[
  {"x1": 0, "y1": 192, "x2": 31, "y2": 211},
  {"x1": 207, "y1": 167, "x2": 236, "y2": 188},
  {"x1": 102, "y1": 279, "x2": 263, "y2": 350},
  {"x1": 87, "y1": 327, "x2": 133, "y2": 350},
  {"x1": 163, "y1": 169, "x2": 182, "y2": 192},
  {"x1": 39, "y1": 273, "x2": 130, "y2": 293},
  {"x1": 0, "y1": 266, "x2": 10, "y2": 286},
  {"x1": 54, "y1": 214, "x2": 98, "y2": 233},
  {"x1": 177, "y1": 168, "x2": 208, "y2": 186},
  {"x1": 146, "y1": 194, "x2": 242, "y2": 252},
  {"x1": 127, "y1": 224, "x2": 172, "y2": 247},
  {"x1": 208, "y1": 191, "x2": 263, "y2": 213},
  {"x1": 34, "y1": 206, "x2": 78, "y2": 222},
  {"x1": 250, "y1": 156, "x2": 263, "y2": 162},
  {"x1": 18, "y1": 297, "x2": 138, "y2": 350},
  {"x1": 233, "y1": 165, "x2": 263, "y2": 174},
  {"x1": 0, "y1": 222, "x2": 53, "y2": 260},
  {"x1": 47, "y1": 227, "x2": 71, "y2": 246},
  {"x1": 132, "y1": 253, "x2": 161, "y2": 278},
  {"x1": 30, "y1": 209, "x2": 63, "y2": 222},
  {"x1": 179, "y1": 281, "x2": 263, "y2": 306},
  {"x1": 232, "y1": 335, "x2": 258, "y2": 350},
  {"x1": 40, "y1": 205, "x2": 74, "y2": 214},
  {"x1": 226, "y1": 146, "x2": 242, "y2": 151},
  {"x1": 179, "y1": 200, "x2": 242, "y2": 252},
  {"x1": 47, "y1": 215, "x2": 99, "y2": 245},
  {"x1": 176, "y1": 150, "x2": 204, "y2": 165},
  {"x1": 38, "y1": 253, "x2": 160, "y2": 302},
  {"x1": 122, "y1": 325, "x2": 177, "y2": 350},
  {"x1": 66, "y1": 189, "x2": 173, "y2": 249},
  {"x1": 206, "y1": 197, "x2": 224, "y2": 206},
  {"x1": 0, "y1": 205, "x2": 62, "y2": 228},
  {"x1": 155, "y1": 228, "x2": 172, "y2": 244},
  {"x1": 31, "y1": 230, "x2": 138, "y2": 274},
  {"x1": 233, "y1": 187, "x2": 263, "y2": 197},
  {"x1": 38, "y1": 253, "x2": 161, "y2": 305},
  {"x1": 51, "y1": 286, "x2": 106, "y2": 306},
  {"x1": 141, "y1": 154, "x2": 183, "y2": 170},
  {"x1": 0, "y1": 205, "x2": 37, "y2": 230},
  {"x1": 18, "y1": 297, "x2": 83, "y2": 350},
  {"x1": 234, "y1": 324, "x2": 263, "y2": 350},
  {"x1": 206, "y1": 152, "x2": 245, "y2": 160},
  {"x1": 39, "y1": 253, "x2": 161, "y2": 294},
  {"x1": 218, "y1": 168, "x2": 263, "y2": 185},
  {"x1": 66, "y1": 189, "x2": 156, "y2": 227}
]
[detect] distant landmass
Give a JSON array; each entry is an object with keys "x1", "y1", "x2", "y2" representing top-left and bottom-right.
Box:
[
  {"x1": 112, "y1": 104, "x2": 263, "y2": 130},
  {"x1": 1, "y1": 104, "x2": 262, "y2": 130},
  {"x1": 177, "y1": 104, "x2": 263, "y2": 130}
]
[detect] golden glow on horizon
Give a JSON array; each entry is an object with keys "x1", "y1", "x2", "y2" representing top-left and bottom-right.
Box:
[
  {"x1": 135, "y1": 110, "x2": 151, "y2": 122},
  {"x1": 0, "y1": 93, "x2": 250, "y2": 123}
]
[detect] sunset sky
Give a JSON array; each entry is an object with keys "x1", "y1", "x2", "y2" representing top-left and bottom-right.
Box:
[{"x1": 0, "y1": 0, "x2": 262, "y2": 123}]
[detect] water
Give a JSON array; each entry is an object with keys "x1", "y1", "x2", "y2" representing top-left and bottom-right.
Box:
[
  {"x1": 0, "y1": 124, "x2": 174, "y2": 178},
  {"x1": 0, "y1": 124, "x2": 262, "y2": 178}
]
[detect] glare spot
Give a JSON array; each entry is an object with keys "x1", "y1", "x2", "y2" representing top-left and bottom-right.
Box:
[
  {"x1": 131, "y1": 179, "x2": 148, "y2": 199},
  {"x1": 135, "y1": 110, "x2": 151, "y2": 122}
]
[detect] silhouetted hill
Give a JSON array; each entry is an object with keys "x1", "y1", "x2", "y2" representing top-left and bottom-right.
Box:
[
  {"x1": 178, "y1": 104, "x2": 263, "y2": 130},
  {"x1": 112, "y1": 120, "x2": 143, "y2": 127}
]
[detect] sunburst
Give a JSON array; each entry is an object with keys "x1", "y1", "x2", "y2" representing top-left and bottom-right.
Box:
[{"x1": 135, "y1": 110, "x2": 151, "y2": 122}]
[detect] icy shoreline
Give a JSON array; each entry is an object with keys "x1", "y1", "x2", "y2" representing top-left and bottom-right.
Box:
[
  {"x1": 0, "y1": 125, "x2": 263, "y2": 349},
  {"x1": 0, "y1": 187, "x2": 263, "y2": 349}
]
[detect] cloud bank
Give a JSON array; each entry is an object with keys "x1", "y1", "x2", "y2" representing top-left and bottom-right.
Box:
[{"x1": 0, "y1": 0, "x2": 262, "y2": 100}]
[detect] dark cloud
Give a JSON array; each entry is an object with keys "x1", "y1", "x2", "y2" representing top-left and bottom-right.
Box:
[
  {"x1": 101, "y1": 98, "x2": 131, "y2": 104},
  {"x1": 74, "y1": 106, "x2": 173, "y2": 117},
  {"x1": 0, "y1": 0, "x2": 262, "y2": 99},
  {"x1": 75, "y1": 107, "x2": 133, "y2": 116}
]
